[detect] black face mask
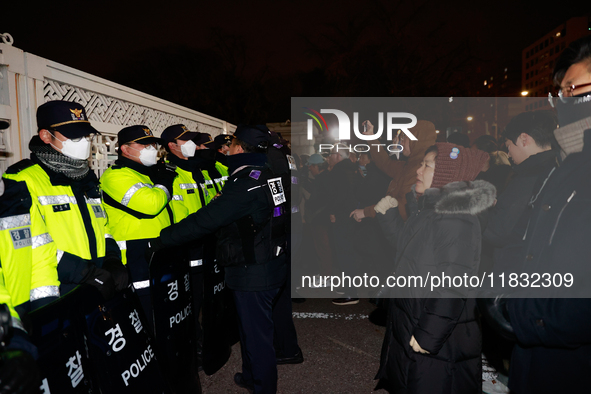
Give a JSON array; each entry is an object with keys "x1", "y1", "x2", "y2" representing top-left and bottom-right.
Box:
[{"x1": 556, "y1": 93, "x2": 591, "y2": 127}]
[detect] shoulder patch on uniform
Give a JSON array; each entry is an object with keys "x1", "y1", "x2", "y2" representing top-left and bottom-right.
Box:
[
  {"x1": 249, "y1": 170, "x2": 261, "y2": 180},
  {"x1": 5, "y1": 159, "x2": 34, "y2": 174},
  {"x1": 267, "y1": 177, "x2": 286, "y2": 206}
]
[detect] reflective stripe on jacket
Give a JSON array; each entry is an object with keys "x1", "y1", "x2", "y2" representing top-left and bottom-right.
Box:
[
  {"x1": 170, "y1": 165, "x2": 210, "y2": 222},
  {"x1": 100, "y1": 164, "x2": 171, "y2": 264},
  {"x1": 4, "y1": 164, "x2": 109, "y2": 260}
]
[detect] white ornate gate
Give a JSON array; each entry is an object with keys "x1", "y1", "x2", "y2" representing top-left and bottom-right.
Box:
[{"x1": 0, "y1": 41, "x2": 235, "y2": 176}]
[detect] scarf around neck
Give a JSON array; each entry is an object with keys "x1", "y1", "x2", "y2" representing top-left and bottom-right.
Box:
[{"x1": 30, "y1": 136, "x2": 90, "y2": 181}]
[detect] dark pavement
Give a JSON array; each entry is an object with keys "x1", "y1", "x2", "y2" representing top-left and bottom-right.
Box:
[{"x1": 198, "y1": 298, "x2": 386, "y2": 393}]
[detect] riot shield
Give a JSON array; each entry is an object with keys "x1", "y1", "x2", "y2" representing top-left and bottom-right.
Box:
[
  {"x1": 150, "y1": 247, "x2": 202, "y2": 393},
  {"x1": 30, "y1": 286, "x2": 97, "y2": 394},
  {"x1": 201, "y1": 236, "x2": 239, "y2": 375},
  {"x1": 82, "y1": 286, "x2": 172, "y2": 394}
]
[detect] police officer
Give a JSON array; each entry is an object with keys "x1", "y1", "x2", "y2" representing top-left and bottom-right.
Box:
[
  {"x1": 149, "y1": 125, "x2": 291, "y2": 393},
  {"x1": 160, "y1": 124, "x2": 203, "y2": 221},
  {"x1": 191, "y1": 132, "x2": 229, "y2": 198},
  {"x1": 256, "y1": 126, "x2": 303, "y2": 364},
  {"x1": 0, "y1": 169, "x2": 41, "y2": 394},
  {"x1": 100, "y1": 125, "x2": 177, "y2": 329},
  {"x1": 1, "y1": 100, "x2": 127, "y2": 312},
  {"x1": 160, "y1": 124, "x2": 208, "y2": 353},
  {"x1": 212, "y1": 134, "x2": 232, "y2": 166}
]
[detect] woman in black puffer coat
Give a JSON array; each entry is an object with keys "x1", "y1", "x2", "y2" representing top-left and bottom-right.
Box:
[{"x1": 374, "y1": 143, "x2": 495, "y2": 394}]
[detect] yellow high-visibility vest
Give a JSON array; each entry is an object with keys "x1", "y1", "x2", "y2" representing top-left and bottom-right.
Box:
[{"x1": 100, "y1": 164, "x2": 171, "y2": 264}]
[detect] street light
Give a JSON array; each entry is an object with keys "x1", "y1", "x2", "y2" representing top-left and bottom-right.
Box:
[
  {"x1": 521, "y1": 91, "x2": 529, "y2": 96},
  {"x1": 466, "y1": 116, "x2": 473, "y2": 121}
]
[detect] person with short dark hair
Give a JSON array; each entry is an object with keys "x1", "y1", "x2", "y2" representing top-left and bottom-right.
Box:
[
  {"x1": 482, "y1": 35, "x2": 591, "y2": 394},
  {"x1": 502, "y1": 111, "x2": 560, "y2": 163},
  {"x1": 483, "y1": 111, "x2": 559, "y2": 253},
  {"x1": 478, "y1": 111, "x2": 559, "y2": 383}
]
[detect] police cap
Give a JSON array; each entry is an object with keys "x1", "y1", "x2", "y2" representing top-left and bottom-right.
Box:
[
  {"x1": 37, "y1": 100, "x2": 99, "y2": 138},
  {"x1": 212, "y1": 134, "x2": 232, "y2": 149},
  {"x1": 192, "y1": 132, "x2": 214, "y2": 147},
  {"x1": 233, "y1": 125, "x2": 271, "y2": 151},
  {"x1": 118, "y1": 125, "x2": 161, "y2": 145},
  {"x1": 160, "y1": 124, "x2": 199, "y2": 144}
]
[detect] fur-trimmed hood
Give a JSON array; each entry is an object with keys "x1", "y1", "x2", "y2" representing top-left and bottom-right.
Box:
[{"x1": 421, "y1": 180, "x2": 496, "y2": 215}]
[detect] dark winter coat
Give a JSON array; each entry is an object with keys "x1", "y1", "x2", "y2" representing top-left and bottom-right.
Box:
[
  {"x1": 304, "y1": 169, "x2": 332, "y2": 224},
  {"x1": 326, "y1": 158, "x2": 362, "y2": 222},
  {"x1": 505, "y1": 130, "x2": 591, "y2": 394},
  {"x1": 482, "y1": 150, "x2": 559, "y2": 273},
  {"x1": 356, "y1": 161, "x2": 392, "y2": 208},
  {"x1": 375, "y1": 180, "x2": 496, "y2": 394},
  {"x1": 159, "y1": 153, "x2": 287, "y2": 292}
]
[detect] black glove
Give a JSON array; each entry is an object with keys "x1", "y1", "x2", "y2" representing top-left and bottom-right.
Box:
[
  {"x1": 102, "y1": 257, "x2": 129, "y2": 292},
  {"x1": 145, "y1": 237, "x2": 165, "y2": 266},
  {"x1": 150, "y1": 162, "x2": 177, "y2": 195},
  {"x1": 0, "y1": 350, "x2": 42, "y2": 394},
  {"x1": 477, "y1": 297, "x2": 516, "y2": 341},
  {"x1": 80, "y1": 264, "x2": 116, "y2": 300},
  {"x1": 0, "y1": 305, "x2": 11, "y2": 347}
]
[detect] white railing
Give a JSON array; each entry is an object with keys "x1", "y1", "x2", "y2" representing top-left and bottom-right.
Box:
[{"x1": 0, "y1": 42, "x2": 235, "y2": 176}]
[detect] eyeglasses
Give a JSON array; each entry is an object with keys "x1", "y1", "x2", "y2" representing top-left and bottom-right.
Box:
[
  {"x1": 128, "y1": 142, "x2": 159, "y2": 149},
  {"x1": 559, "y1": 82, "x2": 591, "y2": 97},
  {"x1": 548, "y1": 82, "x2": 591, "y2": 108},
  {"x1": 70, "y1": 134, "x2": 97, "y2": 143}
]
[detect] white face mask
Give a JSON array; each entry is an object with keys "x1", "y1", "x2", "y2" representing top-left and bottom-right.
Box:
[
  {"x1": 50, "y1": 133, "x2": 91, "y2": 160},
  {"x1": 138, "y1": 145, "x2": 158, "y2": 166},
  {"x1": 180, "y1": 140, "x2": 197, "y2": 158}
]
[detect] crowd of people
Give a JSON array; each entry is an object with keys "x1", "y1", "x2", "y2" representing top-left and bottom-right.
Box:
[
  {"x1": 0, "y1": 34, "x2": 589, "y2": 394},
  {"x1": 294, "y1": 35, "x2": 591, "y2": 394}
]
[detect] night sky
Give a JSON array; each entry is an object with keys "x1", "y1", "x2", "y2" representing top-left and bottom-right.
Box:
[{"x1": 3, "y1": 0, "x2": 588, "y2": 123}]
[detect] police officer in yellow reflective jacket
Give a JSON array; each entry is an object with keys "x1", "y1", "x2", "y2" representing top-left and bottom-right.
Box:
[
  {"x1": 161, "y1": 124, "x2": 207, "y2": 222},
  {"x1": 1, "y1": 100, "x2": 127, "y2": 313},
  {"x1": 100, "y1": 125, "x2": 177, "y2": 328},
  {"x1": 191, "y1": 132, "x2": 229, "y2": 199},
  {"x1": 0, "y1": 170, "x2": 57, "y2": 314},
  {"x1": 160, "y1": 124, "x2": 210, "y2": 359}
]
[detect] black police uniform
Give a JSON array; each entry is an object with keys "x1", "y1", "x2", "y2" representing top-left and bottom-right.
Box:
[
  {"x1": 259, "y1": 127, "x2": 302, "y2": 361},
  {"x1": 157, "y1": 147, "x2": 288, "y2": 393}
]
